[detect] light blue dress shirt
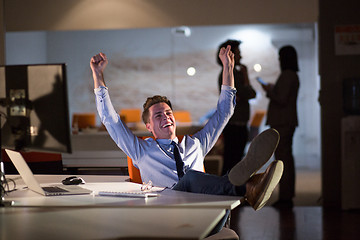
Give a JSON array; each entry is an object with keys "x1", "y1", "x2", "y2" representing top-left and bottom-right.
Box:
[{"x1": 94, "y1": 86, "x2": 236, "y2": 188}]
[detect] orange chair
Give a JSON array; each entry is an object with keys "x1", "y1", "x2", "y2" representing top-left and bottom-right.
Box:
[
  {"x1": 127, "y1": 135, "x2": 158, "y2": 184},
  {"x1": 72, "y1": 113, "x2": 96, "y2": 130},
  {"x1": 248, "y1": 110, "x2": 266, "y2": 141},
  {"x1": 173, "y1": 111, "x2": 192, "y2": 123},
  {"x1": 119, "y1": 108, "x2": 141, "y2": 123},
  {"x1": 127, "y1": 155, "x2": 143, "y2": 183}
]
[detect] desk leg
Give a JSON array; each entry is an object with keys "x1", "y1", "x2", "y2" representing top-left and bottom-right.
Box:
[{"x1": 207, "y1": 209, "x2": 231, "y2": 236}]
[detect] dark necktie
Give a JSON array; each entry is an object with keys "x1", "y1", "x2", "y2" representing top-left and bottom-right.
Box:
[{"x1": 171, "y1": 141, "x2": 184, "y2": 179}]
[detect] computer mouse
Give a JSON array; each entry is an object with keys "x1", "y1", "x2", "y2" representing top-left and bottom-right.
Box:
[{"x1": 62, "y1": 176, "x2": 85, "y2": 185}]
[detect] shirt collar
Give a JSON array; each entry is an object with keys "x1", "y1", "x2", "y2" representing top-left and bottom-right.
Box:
[{"x1": 156, "y1": 137, "x2": 178, "y2": 145}]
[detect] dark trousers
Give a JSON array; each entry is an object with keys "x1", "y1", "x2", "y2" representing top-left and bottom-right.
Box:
[
  {"x1": 272, "y1": 125, "x2": 296, "y2": 201},
  {"x1": 221, "y1": 124, "x2": 249, "y2": 175},
  {"x1": 172, "y1": 170, "x2": 246, "y2": 196}
]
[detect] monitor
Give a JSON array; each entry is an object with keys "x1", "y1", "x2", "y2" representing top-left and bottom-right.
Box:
[{"x1": 0, "y1": 64, "x2": 72, "y2": 154}]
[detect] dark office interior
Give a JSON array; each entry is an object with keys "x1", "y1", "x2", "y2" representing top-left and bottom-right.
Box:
[{"x1": 1, "y1": 0, "x2": 360, "y2": 239}]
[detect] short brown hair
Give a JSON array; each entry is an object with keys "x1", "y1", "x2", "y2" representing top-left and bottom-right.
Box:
[{"x1": 142, "y1": 95, "x2": 172, "y2": 124}]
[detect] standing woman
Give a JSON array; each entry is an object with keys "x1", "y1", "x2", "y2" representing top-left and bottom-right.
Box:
[{"x1": 260, "y1": 45, "x2": 300, "y2": 208}]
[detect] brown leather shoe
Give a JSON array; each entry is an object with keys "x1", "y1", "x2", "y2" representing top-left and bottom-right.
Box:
[
  {"x1": 229, "y1": 128, "x2": 280, "y2": 186},
  {"x1": 245, "y1": 160, "x2": 283, "y2": 211}
]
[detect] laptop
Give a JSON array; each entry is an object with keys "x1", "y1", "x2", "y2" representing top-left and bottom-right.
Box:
[{"x1": 5, "y1": 149, "x2": 92, "y2": 196}]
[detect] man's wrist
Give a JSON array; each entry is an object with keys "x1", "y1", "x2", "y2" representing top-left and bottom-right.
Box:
[{"x1": 93, "y1": 69, "x2": 103, "y2": 79}]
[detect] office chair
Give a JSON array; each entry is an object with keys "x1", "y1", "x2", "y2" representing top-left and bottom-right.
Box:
[
  {"x1": 72, "y1": 112, "x2": 96, "y2": 130},
  {"x1": 205, "y1": 227, "x2": 239, "y2": 240},
  {"x1": 127, "y1": 154, "x2": 143, "y2": 184},
  {"x1": 119, "y1": 108, "x2": 141, "y2": 123},
  {"x1": 248, "y1": 110, "x2": 266, "y2": 141},
  {"x1": 173, "y1": 110, "x2": 192, "y2": 123}
]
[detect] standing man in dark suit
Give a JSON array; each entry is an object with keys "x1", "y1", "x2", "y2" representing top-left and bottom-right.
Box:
[{"x1": 259, "y1": 45, "x2": 300, "y2": 208}]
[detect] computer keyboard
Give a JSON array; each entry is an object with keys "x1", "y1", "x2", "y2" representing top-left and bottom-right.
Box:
[{"x1": 98, "y1": 191, "x2": 159, "y2": 198}]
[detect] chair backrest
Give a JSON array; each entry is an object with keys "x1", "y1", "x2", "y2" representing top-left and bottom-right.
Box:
[
  {"x1": 249, "y1": 110, "x2": 266, "y2": 127},
  {"x1": 173, "y1": 111, "x2": 192, "y2": 123},
  {"x1": 127, "y1": 155, "x2": 143, "y2": 183},
  {"x1": 72, "y1": 113, "x2": 96, "y2": 129},
  {"x1": 119, "y1": 108, "x2": 141, "y2": 123},
  {"x1": 127, "y1": 135, "x2": 157, "y2": 184},
  {"x1": 248, "y1": 110, "x2": 266, "y2": 141}
]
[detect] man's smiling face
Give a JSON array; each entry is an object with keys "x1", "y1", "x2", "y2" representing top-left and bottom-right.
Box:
[{"x1": 145, "y1": 102, "x2": 176, "y2": 139}]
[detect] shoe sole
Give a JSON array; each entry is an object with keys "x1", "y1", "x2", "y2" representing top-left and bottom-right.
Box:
[
  {"x1": 252, "y1": 160, "x2": 284, "y2": 211},
  {"x1": 228, "y1": 128, "x2": 280, "y2": 186}
]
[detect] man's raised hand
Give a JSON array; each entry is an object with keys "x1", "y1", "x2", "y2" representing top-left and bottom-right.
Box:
[
  {"x1": 219, "y1": 45, "x2": 235, "y2": 88},
  {"x1": 218, "y1": 45, "x2": 234, "y2": 69},
  {"x1": 90, "y1": 52, "x2": 108, "y2": 73},
  {"x1": 90, "y1": 52, "x2": 108, "y2": 88}
]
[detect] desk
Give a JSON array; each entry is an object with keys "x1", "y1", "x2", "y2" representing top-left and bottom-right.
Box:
[
  {"x1": 61, "y1": 132, "x2": 128, "y2": 169},
  {"x1": 1, "y1": 207, "x2": 226, "y2": 240},
  {"x1": 4, "y1": 175, "x2": 241, "y2": 209},
  {"x1": 2, "y1": 174, "x2": 242, "y2": 239}
]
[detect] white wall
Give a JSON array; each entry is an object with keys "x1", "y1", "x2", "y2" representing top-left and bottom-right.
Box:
[{"x1": 6, "y1": 31, "x2": 47, "y2": 64}]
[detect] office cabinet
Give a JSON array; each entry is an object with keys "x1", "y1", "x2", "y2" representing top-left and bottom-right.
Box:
[{"x1": 341, "y1": 116, "x2": 360, "y2": 210}]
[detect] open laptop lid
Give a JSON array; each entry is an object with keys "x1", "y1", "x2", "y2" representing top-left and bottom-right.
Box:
[
  {"x1": 4, "y1": 149, "x2": 92, "y2": 196},
  {"x1": 5, "y1": 149, "x2": 46, "y2": 195}
]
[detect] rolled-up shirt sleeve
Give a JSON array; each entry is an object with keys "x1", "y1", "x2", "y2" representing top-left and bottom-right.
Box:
[
  {"x1": 94, "y1": 87, "x2": 142, "y2": 160},
  {"x1": 193, "y1": 85, "x2": 236, "y2": 156}
]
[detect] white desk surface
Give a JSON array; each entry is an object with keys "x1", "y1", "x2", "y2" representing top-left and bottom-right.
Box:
[
  {"x1": 4, "y1": 174, "x2": 242, "y2": 209},
  {"x1": 2, "y1": 174, "x2": 241, "y2": 239},
  {"x1": 1, "y1": 207, "x2": 226, "y2": 240}
]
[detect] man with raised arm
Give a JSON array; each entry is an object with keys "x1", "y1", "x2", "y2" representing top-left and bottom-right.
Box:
[{"x1": 90, "y1": 46, "x2": 283, "y2": 211}]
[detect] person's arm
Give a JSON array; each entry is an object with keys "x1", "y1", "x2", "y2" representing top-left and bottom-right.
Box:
[
  {"x1": 91, "y1": 53, "x2": 145, "y2": 162},
  {"x1": 264, "y1": 71, "x2": 298, "y2": 106},
  {"x1": 192, "y1": 45, "x2": 236, "y2": 155},
  {"x1": 260, "y1": 82, "x2": 274, "y2": 93},
  {"x1": 90, "y1": 52, "x2": 108, "y2": 89},
  {"x1": 218, "y1": 45, "x2": 235, "y2": 88}
]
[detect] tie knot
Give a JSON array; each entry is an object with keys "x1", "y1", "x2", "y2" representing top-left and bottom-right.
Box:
[{"x1": 171, "y1": 141, "x2": 179, "y2": 149}]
